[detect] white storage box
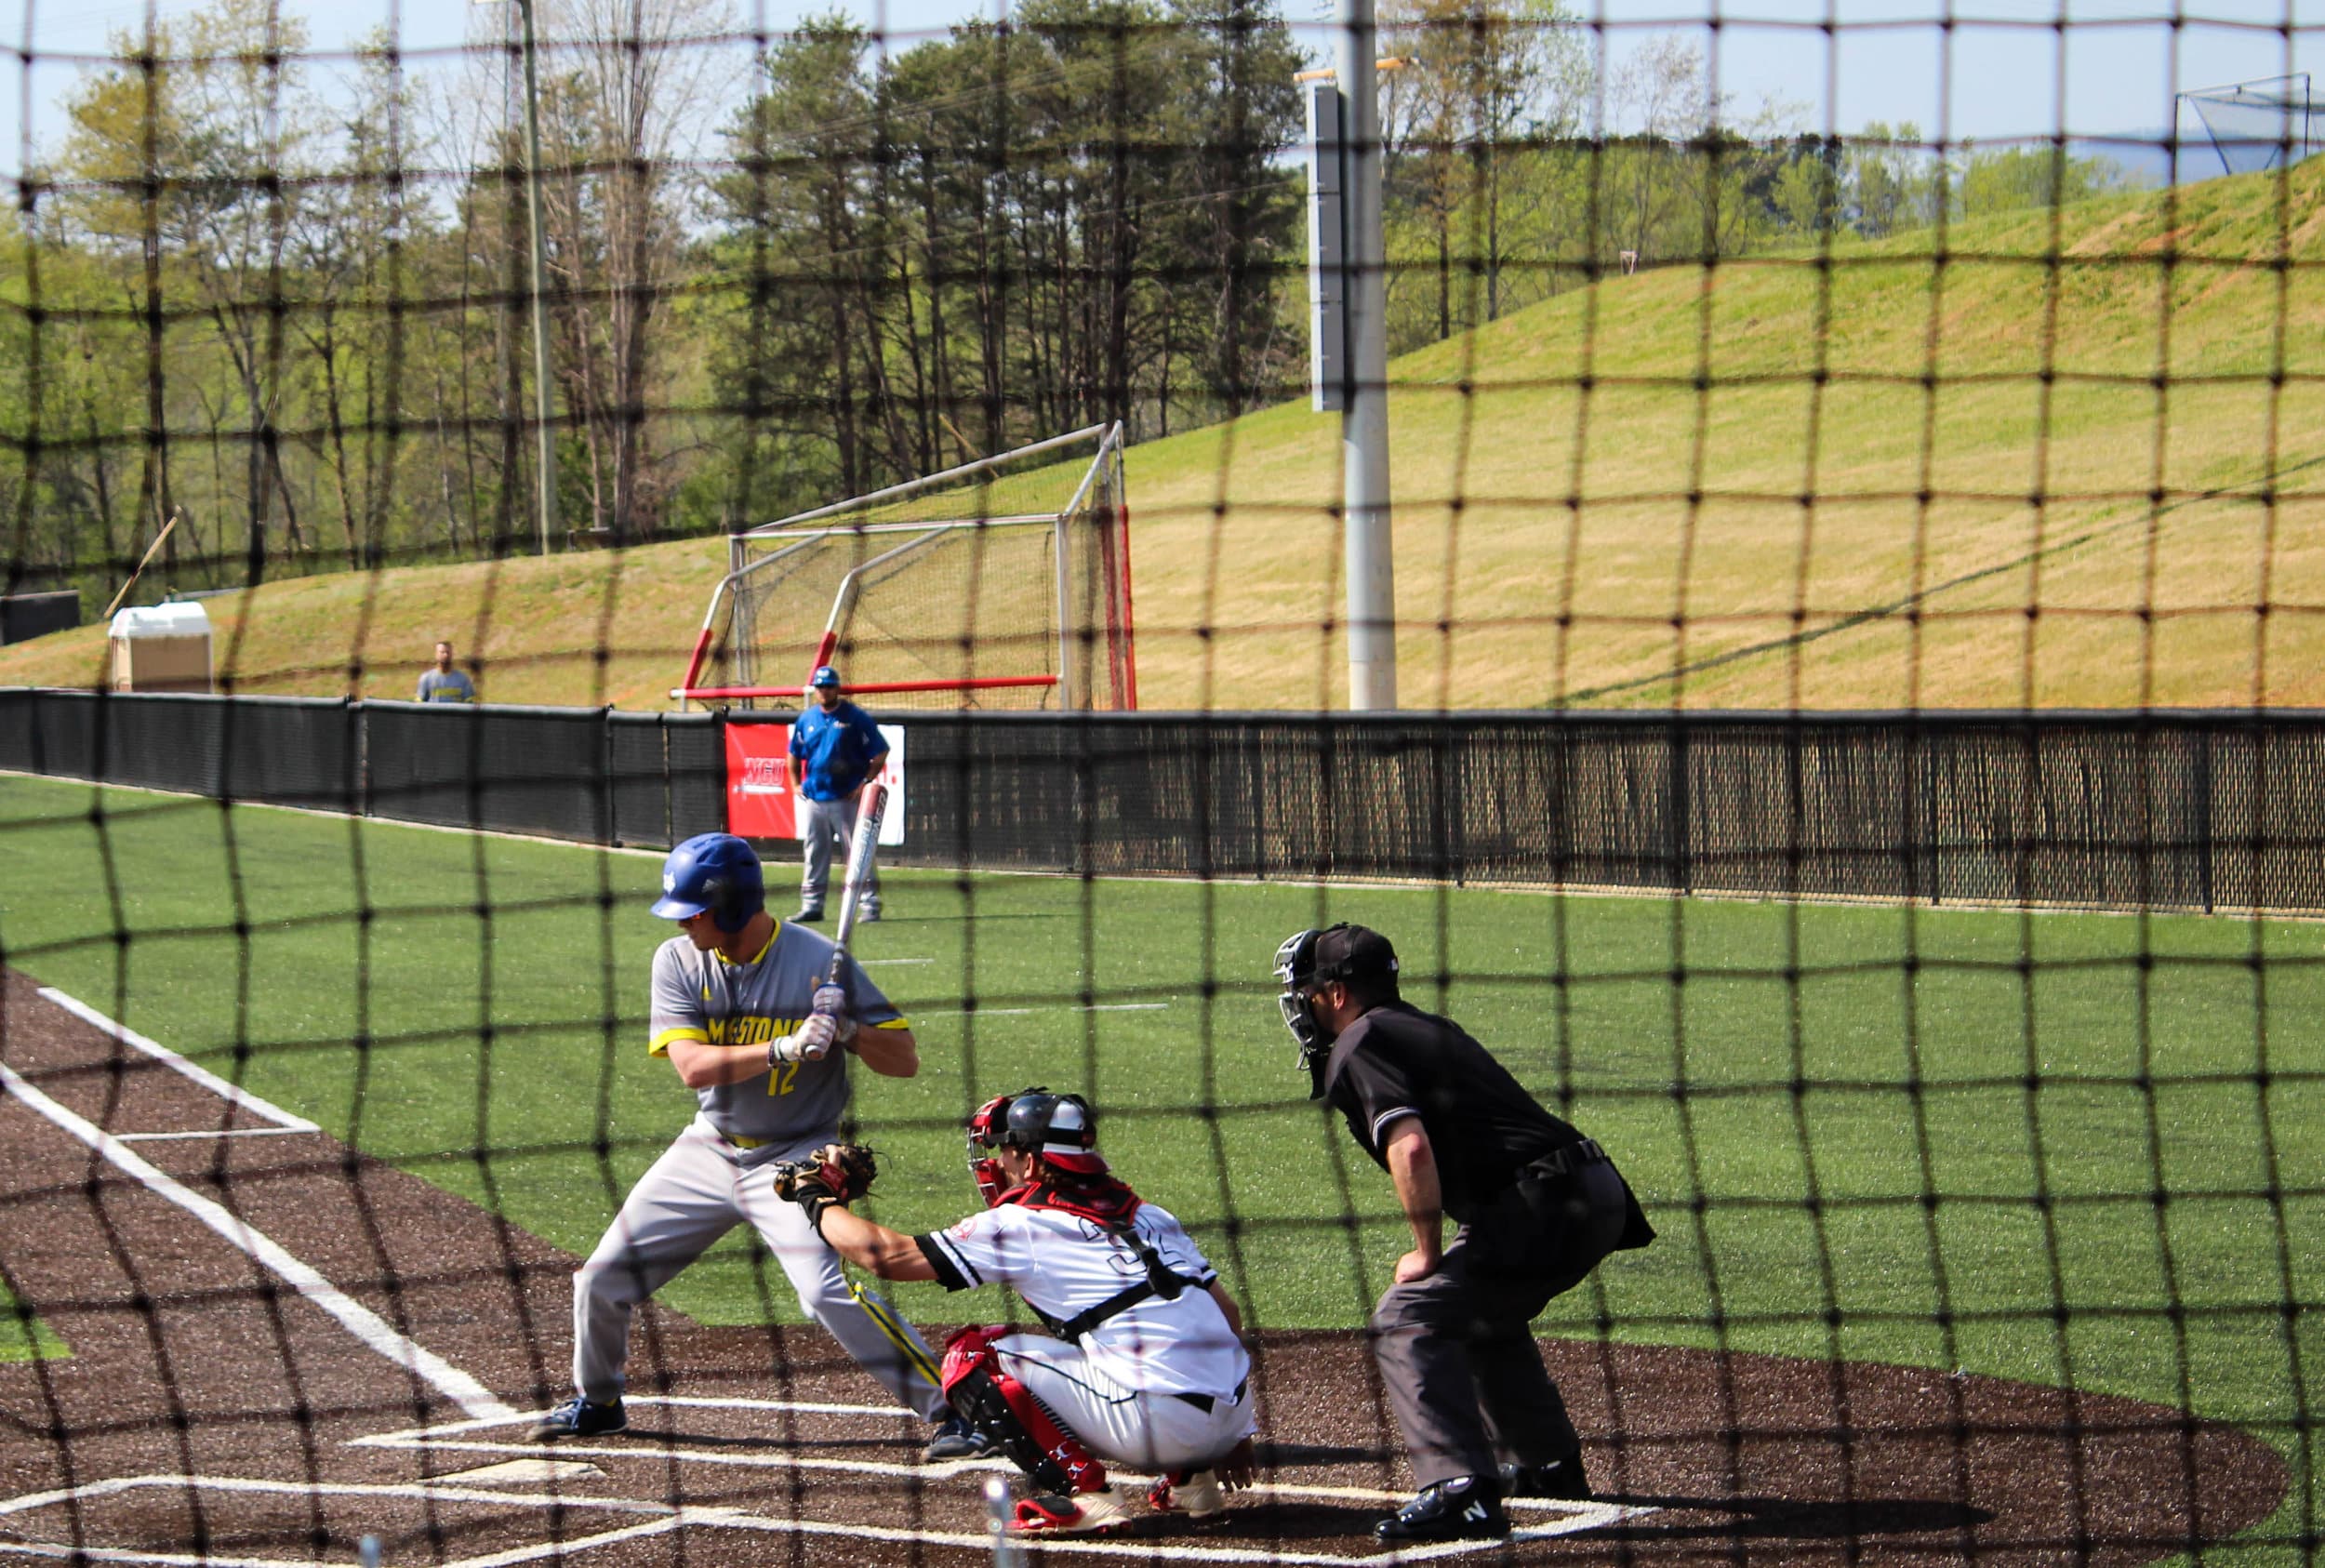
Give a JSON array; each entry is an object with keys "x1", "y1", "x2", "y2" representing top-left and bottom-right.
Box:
[{"x1": 109, "y1": 602, "x2": 214, "y2": 694}]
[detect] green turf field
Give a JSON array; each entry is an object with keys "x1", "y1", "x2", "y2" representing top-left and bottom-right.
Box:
[
  {"x1": 0, "y1": 1282, "x2": 66, "y2": 1364},
  {"x1": 1, "y1": 773, "x2": 2318, "y2": 1555}
]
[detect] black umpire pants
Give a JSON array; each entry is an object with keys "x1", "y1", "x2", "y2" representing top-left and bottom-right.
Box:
[{"x1": 1370, "y1": 1159, "x2": 1635, "y2": 1489}]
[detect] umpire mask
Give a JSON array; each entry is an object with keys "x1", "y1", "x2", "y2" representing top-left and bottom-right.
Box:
[
  {"x1": 1273, "y1": 930, "x2": 1333, "y2": 1097},
  {"x1": 1274, "y1": 925, "x2": 1399, "y2": 1098}
]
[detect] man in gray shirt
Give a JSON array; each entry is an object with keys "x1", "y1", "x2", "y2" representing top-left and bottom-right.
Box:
[
  {"x1": 416, "y1": 640, "x2": 477, "y2": 703},
  {"x1": 530, "y1": 832, "x2": 990, "y2": 1459}
]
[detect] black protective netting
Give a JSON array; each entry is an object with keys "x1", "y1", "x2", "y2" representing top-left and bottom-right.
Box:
[{"x1": 1, "y1": 1, "x2": 2320, "y2": 1564}]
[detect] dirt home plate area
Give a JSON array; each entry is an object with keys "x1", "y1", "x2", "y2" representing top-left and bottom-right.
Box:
[{"x1": 0, "y1": 970, "x2": 2288, "y2": 1567}]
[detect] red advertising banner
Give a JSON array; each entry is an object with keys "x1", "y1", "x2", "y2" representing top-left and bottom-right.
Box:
[
  {"x1": 724, "y1": 723, "x2": 797, "y2": 838},
  {"x1": 724, "y1": 723, "x2": 906, "y2": 842}
]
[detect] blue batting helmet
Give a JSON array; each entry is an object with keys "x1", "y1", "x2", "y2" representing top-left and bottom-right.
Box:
[
  {"x1": 652, "y1": 832, "x2": 764, "y2": 933},
  {"x1": 809, "y1": 666, "x2": 842, "y2": 688}
]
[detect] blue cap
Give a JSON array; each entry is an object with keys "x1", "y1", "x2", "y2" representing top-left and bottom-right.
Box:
[{"x1": 809, "y1": 666, "x2": 842, "y2": 688}]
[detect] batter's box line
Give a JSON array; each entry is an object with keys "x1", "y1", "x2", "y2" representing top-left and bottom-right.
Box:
[
  {"x1": 352, "y1": 1395, "x2": 1657, "y2": 1557},
  {"x1": 0, "y1": 1473, "x2": 684, "y2": 1568},
  {"x1": 37, "y1": 988, "x2": 321, "y2": 1140},
  {"x1": 2, "y1": 1471, "x2": 1649, "y2": 1567}
]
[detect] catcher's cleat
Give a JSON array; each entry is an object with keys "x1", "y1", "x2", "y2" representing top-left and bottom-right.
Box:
[
  {"x1": 923, "y1": 1414, "x2": 999, "y2": 1462},
  {"x1": 1373, "y1": 1476, "x2": 1508, "y2": 1542},
  {"x1": 1146, "y1": 1468, "x2": 1226, "y2": 1519},
  {"x1": 1501, "y1": 1454, "x2": 1591, "y2": 1501},
  {"x1": 1012, "y1": 1488, "x2": 1132, "y2": 1536},
  {"x1": 529, "y1": 1396, "x2": 626, "y2": 1442},
  {"x1": 790, "y1": 904, "x2": 825, "y2": 924}
]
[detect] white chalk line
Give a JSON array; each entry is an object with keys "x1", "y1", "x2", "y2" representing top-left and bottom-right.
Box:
[
  {"x1": 0, "y1": 1475, "x2": 684, "y2": 1568},
  {"x1": 354, "y1": 1397, "x2": 1656, "y2": 1547},
  {"x1": 0, "y1": 1063, "x2": 513, "y2": 1422},
  {"x1": 37, "y1": 988, "x2": 320, "y2": 1137},
  {"x1": 0, "y1": 1470, "x2": 1651, "y2": 1567}
]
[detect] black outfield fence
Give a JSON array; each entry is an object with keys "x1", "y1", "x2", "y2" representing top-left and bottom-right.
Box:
[{"x1": 7, "y1": 688, "x2": 2325, "y2": 912}]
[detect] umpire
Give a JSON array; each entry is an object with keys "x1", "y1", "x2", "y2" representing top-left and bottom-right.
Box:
[{"x1": 1272, "y1": 924, "x2": 1654, "y2": 1543}]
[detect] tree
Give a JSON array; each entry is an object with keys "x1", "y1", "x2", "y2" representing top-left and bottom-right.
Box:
[
  {"x1": 287, "y1": 33, "x2": 432, "y2": 569},
  {"x1": 1953, "y1": 142, "x2": 2121, "y2": 220},
  {"x1": 1845, "y1": 121, "x2": 1940, "y2": 238},
  {"x1": 56, "y1": 0, "x2": 329, "y2": 585},
  {"x1": 544, "y1": 0, "x2": 738, "y2": 543},
  {"x1": 1767, "y1": 132, "x2": 1843, "y2": 238},
  {"x1": 1154, "y1": 0, "x2": 1303, "y2": 417},
  {"x1": 1602, "y1": 33, "x2": 1715, "y2": 266},
  {"x1": 711, "y1": 17, "x2": 883, "y2": 507}
]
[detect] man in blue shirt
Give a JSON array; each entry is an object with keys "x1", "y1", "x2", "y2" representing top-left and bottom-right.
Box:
[{"x1": 788, "y1": 666, "x2": 888, "y2": 923}]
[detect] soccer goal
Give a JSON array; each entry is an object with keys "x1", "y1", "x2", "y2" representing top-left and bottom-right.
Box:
[
  {"x1": 674, "y1": 424, "x2": 1136, "y2": 711},
  {"x1": 2177, "y1": 74, "x2": 2320, "y2": 178}
]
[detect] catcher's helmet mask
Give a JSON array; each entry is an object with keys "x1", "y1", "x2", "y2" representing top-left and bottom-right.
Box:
[
  {"x1": 651, "y1": 832, "x2": 765, "y2": 935},
  {"x1": 966, "y1": 1087, "x2": 1106, "y2": 1206},
  {"x1": 1275, "y1": 924, "x2": 1400, "y2": 1098}
]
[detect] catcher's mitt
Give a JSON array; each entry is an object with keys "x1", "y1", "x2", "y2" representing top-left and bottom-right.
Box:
[{"x1": 772, "y1": 1142, "x2": 879, "y2": 1232}]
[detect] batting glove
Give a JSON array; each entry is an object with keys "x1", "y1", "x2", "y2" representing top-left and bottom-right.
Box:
[
  {"x1": 768, "y1": 1013, "x2": 840, "y2": 1066},
  {"x1": 809, "y1": 984, "x2": 859, "y2": 1049}
]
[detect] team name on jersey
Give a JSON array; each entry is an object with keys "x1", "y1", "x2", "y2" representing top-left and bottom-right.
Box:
[{"x1": 702, "y1": 1016, "x2": 804, "y2": 1047}]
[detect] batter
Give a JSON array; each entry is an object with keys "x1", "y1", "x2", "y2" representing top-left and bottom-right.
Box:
[{"x1": 529, "y1": 832, "x2": 990, "y2": 1459}]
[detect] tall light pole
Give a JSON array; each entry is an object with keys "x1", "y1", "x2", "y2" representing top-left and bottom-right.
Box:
[
  {"x1": 480, "y1": 0, "x2": 561, "y2": 555},
  {"x1": 1335, "y1": 0, "x2": 1394, "y2": 710},
  {"x1": 1305, "y1": 6, "x2": 1398, "y2": 709}
]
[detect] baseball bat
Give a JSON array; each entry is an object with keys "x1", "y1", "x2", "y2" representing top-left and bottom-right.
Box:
[
  {"x1": 101, "y1": 507, "x2": 181, "y2": 621},
  {"x1": 824, "y1": 778, "x2": 888, "y2": 986}
]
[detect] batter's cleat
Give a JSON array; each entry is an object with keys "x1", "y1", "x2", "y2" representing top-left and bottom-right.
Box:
[
  {"x1": 1146, "y1": 1468, "x2": 1226, "y2": 1519},
  {"x1": 1012, "y1": 1488, "x2": 1132, "y2": 1536},
  {"x1": 1501, "y1": 1454, "x2": 1592, "y2": 1501},
  {"x1": 529, "y1": 1396, "x2": 626, "y2": 1442},
  {"x1": 1374, "y1": 1476, "x2": 1508, "y2": 1542},
  {"x1": 924, "y1": 1414, "x2": 999, "y2": 1461},
  {"x1": 790, "y1": 904, "x2": 824, "y2": 924}
]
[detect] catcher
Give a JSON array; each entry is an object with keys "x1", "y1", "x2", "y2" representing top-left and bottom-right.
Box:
[{"x1": 776, "y1": 1091, "x2": 1259, "y2": 1537}]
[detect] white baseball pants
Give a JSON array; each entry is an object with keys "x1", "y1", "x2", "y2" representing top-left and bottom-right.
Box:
[
  {"x1": 990, "y1": 1332, "x2": 1256, "y2": 1476},
  {"x1": 572, "y1": 1120, "x2": 945, "y2": 1417}
]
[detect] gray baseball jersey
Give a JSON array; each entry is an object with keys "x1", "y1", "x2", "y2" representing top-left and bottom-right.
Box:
[
  {"x1": 416, "y1": 668, "x2": 477, "y2": 702},
  {"x1": 647, "y1": 924, "x2": 904, "y2": 1157}
]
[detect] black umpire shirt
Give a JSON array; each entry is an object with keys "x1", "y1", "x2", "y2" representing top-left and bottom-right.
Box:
[{"x1": 1322, "y1": 1000, "x2": 1587, "y2": 1226}]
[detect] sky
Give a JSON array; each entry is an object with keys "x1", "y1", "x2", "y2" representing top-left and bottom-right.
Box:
[{"x1": 3, "y1": 0, "x2": 2318, "y2": 182}]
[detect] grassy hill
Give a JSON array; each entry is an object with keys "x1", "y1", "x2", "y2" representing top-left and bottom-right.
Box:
[{"x1": 5, "y1": 160, "x2": 2320, "y2": 711}]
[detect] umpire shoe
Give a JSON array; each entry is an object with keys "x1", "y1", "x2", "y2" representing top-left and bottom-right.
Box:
[
  {"x1": 1374, "y1": 1476, "x2": 1509, "y2": 1542},
  {"x1": 1501, "y1": 1453, "x2": 1592, "y2": 1501},
  {"x1": 924, "y1": 1414, "x2": 999, "y2": 1461},
  {"x1": 529, "y1": 1395, "x2": 626, "y2": 1442}
]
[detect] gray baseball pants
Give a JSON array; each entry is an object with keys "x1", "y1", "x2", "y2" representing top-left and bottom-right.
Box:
[
  {"x1": 799, "y1": 794, "x2": 879, "y2": 910},
  {"x1": 1369, "y1": 1159, "x2": 1633, "y2": 1487},
  {"x1": 571, "y1": 1121, "x2": 944, "y2": 1417}
]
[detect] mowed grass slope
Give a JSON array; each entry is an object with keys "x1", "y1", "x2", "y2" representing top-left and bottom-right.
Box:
[
  {"x1": 3, "y1": 774, "x2": 2319, "y2": 1534},
  {"x1": 3, "y1": 163, "x2": 2318, "y2": 711}
]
